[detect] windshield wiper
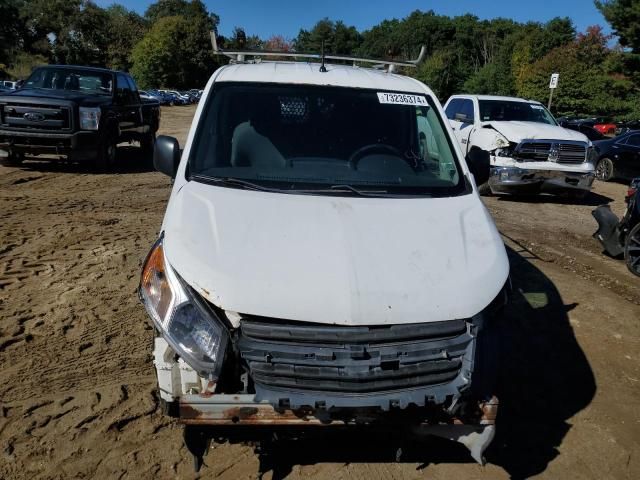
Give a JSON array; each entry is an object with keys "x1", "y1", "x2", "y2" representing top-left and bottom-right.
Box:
[
  {"x1": 191, "y1": 175, "x2": 284, "y2": 193},
  {"x1": 327, "y1": 184, "x2": 389, "y2": 196}
]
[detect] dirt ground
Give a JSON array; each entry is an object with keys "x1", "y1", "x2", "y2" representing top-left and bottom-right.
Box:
[{"x1": 1, "y1": 105, "x2": 639, "y2": 480}]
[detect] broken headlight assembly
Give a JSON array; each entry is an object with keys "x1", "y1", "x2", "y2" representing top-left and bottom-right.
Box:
[
  {"x1": 494, "y1": 145, "x2": 515, "y2": 158},
  {"x1": 139, "y1": 234, "x2": 228, "y2": 379}
]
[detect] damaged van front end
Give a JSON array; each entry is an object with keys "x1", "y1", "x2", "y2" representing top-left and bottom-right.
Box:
[{"x1": 140, "y1": 61, "x2": 511, "y2": 471}]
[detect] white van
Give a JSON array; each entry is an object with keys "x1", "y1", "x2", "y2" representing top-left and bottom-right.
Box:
[{"x1": 139, "y1": 56, "x2": 510, "y2": 470}]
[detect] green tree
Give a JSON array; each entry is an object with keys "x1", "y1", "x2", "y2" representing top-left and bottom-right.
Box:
[
  {"x1": 0, "y1": 0, "x2": 24, "y2": 75},
  {"x1": 130, "y1": 15, "x2": 218, "y2": 89},
  {"x1": 145, "y1": 0, "x2": 218, "y2": 31},
  {"x1": 596, "y1": 0, "x2": 640, "y2": 52},
  {"x1": 517, "y1": 26, "x2": 637, "y2": 118},
  {"x1": 294, "y1": 18, "x2": 361, "y2": 54},
  {"x1": 416, "y1": 47, "x2": 461, "y2": 100},
  {"x1": 104, "y1": 5, "x2": 147, "y2": 71}
]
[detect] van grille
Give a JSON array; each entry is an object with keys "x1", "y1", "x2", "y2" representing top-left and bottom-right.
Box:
[{"x1": 238, "y1": 316, "x2": 471, "y2": 395}]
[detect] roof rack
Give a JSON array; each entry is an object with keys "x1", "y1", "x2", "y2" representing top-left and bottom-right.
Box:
[{"x1": 210, "y1": 31, "x2": 426, "y2": 73}]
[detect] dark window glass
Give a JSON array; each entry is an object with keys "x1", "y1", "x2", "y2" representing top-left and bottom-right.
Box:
[
  {"x1": 478, "y1": 100, "x2": 557, "y2": 125},
  {"x1": 445, "y1": 99, "x2": 461, "y2": 120},
  {"x1": 188, "y1": 83, "x2": 467, "y2": 197},
  {"x1": 116, "y1": 74, "x2": 135, "y2": 104},
  {"x1": 24, "y1": 67, "x2": 112, "y2": 95},
  {"x1": 460, "y1": 99, "x2": 475, "y2": 122},
  {"x1": 627, "y1": 135, "x2": 640, "y2": 147}
]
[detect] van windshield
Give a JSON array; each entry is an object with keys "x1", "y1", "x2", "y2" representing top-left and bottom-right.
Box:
[
  {"x1": 478, "y1": 100, "x2": 557, "y2": 125},
  {"x1": 188, "y1": 83, "x2": 466, "y2": 196}
]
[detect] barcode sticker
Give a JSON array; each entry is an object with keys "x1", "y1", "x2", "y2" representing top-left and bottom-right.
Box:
[{"x1": 377, "y1": 92, "x2": 428, "y2": 106}]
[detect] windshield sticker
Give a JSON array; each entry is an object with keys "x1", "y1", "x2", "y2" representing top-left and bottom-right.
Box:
[
  {"x1": 530, "y1": 104, "x2": 544, "y2": 110},
  {"x1": 377, "y1": 92, "x2": 428, "y2": 106}
]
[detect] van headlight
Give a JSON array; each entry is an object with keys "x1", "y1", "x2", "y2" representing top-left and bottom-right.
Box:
[
  {"x1": 139, "y1": 235, "x2": 228, "y2": 379},
  {"x1": 79, "y1": 107, "x2": 101, "y2": 130}
]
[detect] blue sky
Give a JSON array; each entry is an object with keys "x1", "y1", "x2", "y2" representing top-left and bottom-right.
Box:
[{"x1": 96, "y1": 0, "x2": 610, "y2": 40}]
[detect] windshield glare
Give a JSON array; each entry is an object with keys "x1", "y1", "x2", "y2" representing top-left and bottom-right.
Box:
[
  {"x1": 479, "y1": 100, "x2": 557, "y2": 125},
  {"x1": 189, "y1": 83, "x2": 465, "y2": 196},
  {"x1": 24, "y1": 68, "x2": 113, "y2": 96}
]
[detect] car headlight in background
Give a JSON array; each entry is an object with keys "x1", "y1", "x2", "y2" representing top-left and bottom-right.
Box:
[
  {"x1": 139, "y1": 235, "x2": 228, "y2": 379},
  {"x1": 79, "y1": 106, "x2": 101, "y2": 131}
]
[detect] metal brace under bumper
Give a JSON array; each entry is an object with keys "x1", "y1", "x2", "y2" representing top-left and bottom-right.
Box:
[{"x1": 178, "y1": 393, "x2": 498, "y2": 465}]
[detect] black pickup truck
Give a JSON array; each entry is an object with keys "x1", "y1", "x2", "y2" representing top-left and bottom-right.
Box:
[{"x1": 0, "y1": 65, "x2": 160, "y2": 170}]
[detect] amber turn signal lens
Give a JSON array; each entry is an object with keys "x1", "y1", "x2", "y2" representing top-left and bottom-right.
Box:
[{"x1": 140, "y1": 242, "x2": 175, "y2": 325}]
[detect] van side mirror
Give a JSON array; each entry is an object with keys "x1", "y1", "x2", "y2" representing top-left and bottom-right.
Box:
[
  {"x1": 466, "y1": 149, "x2": 490, "y2": 187},
  {"x1": 455, "y1": 112, "x2": 472, "y2": 124},
  {"x1": 154, "y1": 135, "x2": 180, "y2": 178}
]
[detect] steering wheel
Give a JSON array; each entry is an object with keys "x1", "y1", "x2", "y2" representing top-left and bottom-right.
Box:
[{"x1": 349, "y1": 144, "x2": 404, "y2": 169}]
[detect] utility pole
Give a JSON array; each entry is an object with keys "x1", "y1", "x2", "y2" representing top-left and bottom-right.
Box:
[{"x1": 548, "y1": 73, "x2": 559, "y2": 111}]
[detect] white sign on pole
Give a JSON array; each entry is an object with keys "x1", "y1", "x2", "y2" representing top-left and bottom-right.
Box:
[{"x1": 549, "y1": 73, "x2": 560, "y2": 89}]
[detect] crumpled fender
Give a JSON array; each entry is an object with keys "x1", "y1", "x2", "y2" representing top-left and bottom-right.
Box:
[{"x1": 469, "y1": 125, "x2": 511, "y2": 153}]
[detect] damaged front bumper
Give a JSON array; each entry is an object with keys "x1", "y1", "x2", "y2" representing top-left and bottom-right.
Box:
[
  {"x1": 489, "y1": 166, "x2": 595, "y2": 195},
  {"x1": 153, "y1": 308, "x2": 502, "y2": 465},
  {"x1": 178, "y1": 393, "x2": 498, "y2": 465}
]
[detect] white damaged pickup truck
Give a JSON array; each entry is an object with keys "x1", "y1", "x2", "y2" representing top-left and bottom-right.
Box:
[
  {"x1": 443, "y1": 95, "x2": 596, "y2": 198},
  {"x1": 139, "y1": 52, "x2": 511, "y2": 472}
]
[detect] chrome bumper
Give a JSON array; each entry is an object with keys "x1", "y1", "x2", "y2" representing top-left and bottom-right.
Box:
[{"x1": 489, "y1": 166, "x2": 595, "y2": 195}]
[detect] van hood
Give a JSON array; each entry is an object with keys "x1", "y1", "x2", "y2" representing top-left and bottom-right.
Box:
[
  {"x1": 484, "y1": 121, "x2": 589, "y2": 144},
  {"x1": 162, "y1": 182, "x2": 509, "y2": 326}
]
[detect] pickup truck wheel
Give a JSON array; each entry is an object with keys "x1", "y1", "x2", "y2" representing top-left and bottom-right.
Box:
[
  {"x1": 0, "y1": 152, "x2": 24, "y2": 167},
  {"x1": 141, "y1": 133, "x2": 156, "y2": 155},
  {"x1": 477, "y1": 182, "x2": 492, "y2": 196},
  {"x1": 625, "y1": 223, "x2": 640, "y2": 277},
  {"x1": 95, "y1": 140, "x2": 117, "y2": 172},
  {"x1": 596, "y1": 158, "x2": 615, "y2": 181}
]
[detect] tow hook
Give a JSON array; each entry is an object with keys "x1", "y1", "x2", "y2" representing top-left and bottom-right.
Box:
[{"x1": 183, "y1": 426, "x2": 210, "y2": 472}]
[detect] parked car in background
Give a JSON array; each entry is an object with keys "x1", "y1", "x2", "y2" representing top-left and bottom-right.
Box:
[
  {"x1": 616, "y1": 120, "x2": 640, "y2": 136},
  {"x1": 593, "y1": 118, "x2": 617, "y2": 136},
  {"x1": 0, "y1": 65, "x2": 160, "y2": 170},
  {"x1": 443, "y1": 95, "x2": 595, "y2": 198},
  {"x1": 147, "y1": 90, "x2": 172, "y2": 105},
  {"x1": 181, "y1": 91, "x2": 198, "y2": 103},
  {"x1": 563, "y1": 122, "x2": 605, "y2": 141},
  {"x1": 187, "y1": 89, "x2": 203, "y2": 101},
  {"x1": 593, "y1": 131, "x2": 640, "y2": 181},
  {"x1": 161, "y1": 90, "x2": 190, "y2": 105},
  {"x1": 140, "y1": 90, "x2": 163, "y2": 103}
]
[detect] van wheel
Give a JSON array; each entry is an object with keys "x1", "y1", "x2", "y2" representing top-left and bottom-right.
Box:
[
  {"x1": 0, "y1": 152, "x2": 24, "y2": 167},
  {"x1": 595, "y1": 158, "x2": 615, "y2": 181},
  {"x1": 625, "y1": 223, "x2": 640, "y2": 277},
  {"x1": 95, "y1": 140, "x2": 117, "y2": 172}
]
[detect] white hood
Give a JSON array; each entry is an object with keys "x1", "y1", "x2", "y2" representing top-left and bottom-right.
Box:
[
  {"x1": 162, "y1": 182, "x2": 509, "y2": 326},
  {"x1": 485, "y1": 121, "x2": 589, "y2": 144}
]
